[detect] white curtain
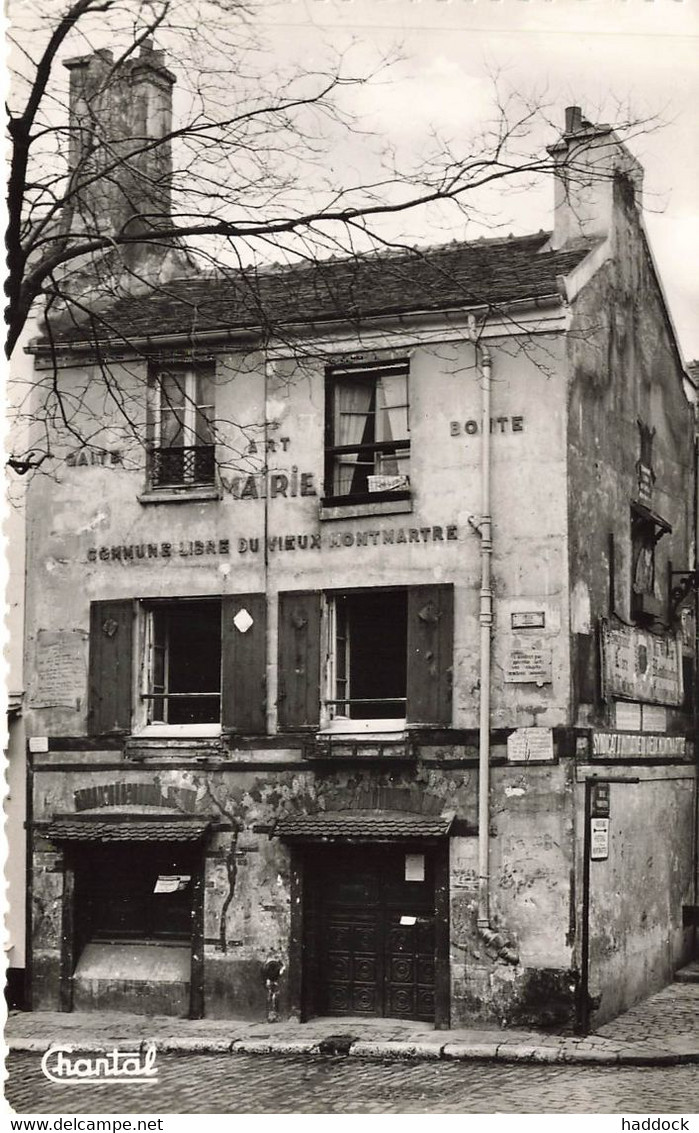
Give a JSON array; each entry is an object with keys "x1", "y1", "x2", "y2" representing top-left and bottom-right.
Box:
[
  {"x1": 375, "y1": 374, "x2": 409, "y2": 477},
  {"x1": 334, "y1": 379, "x2": 372, "y2": 494}
]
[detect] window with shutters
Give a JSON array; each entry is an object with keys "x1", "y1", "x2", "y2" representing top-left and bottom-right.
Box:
[
  {"x1": 89, "y1": 595, "x2": 268, "y2": 738},
  {"x1": 277, "y1": 585, "x2": 453, "y2": 735},
  {"x1": 323, "y1": 361, "x2": 410, "y2": 507},
  {"x1": 140, "y1": 599, "x2": 222, "y2": 734},
  {"x1": 323, "y1": 589, "x2": 408, "y2": 732},
  {"x1": 146, "y1": 363, "x2": 216, "y2": 491}
]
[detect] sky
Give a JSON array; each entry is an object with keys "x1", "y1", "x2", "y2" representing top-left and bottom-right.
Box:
[
  {"x1": 4, "y1": 0, "x2": 698, "y2": 360},
  {"x1": 255, "y1": 0, "x2": 699, "y2": 361}
]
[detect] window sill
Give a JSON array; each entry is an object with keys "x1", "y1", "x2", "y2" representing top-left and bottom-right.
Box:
[
  {"x1": 136, "y1": 724, "x2": 222, "y2": 738},
  {"x1": 138, "y1": 486, "x2": 220, "y2": 505},
  {"x1": 319, "y1": 497, "x2": 413, "y2": 521},
  {"x1": 124, "y1": 729, "x2": 225, "y2": 760},
  {"x1": 319, "y1": 717, "x2": 407, "y2": 740},
  {"x1": 304, "y1": 729, "x2": 413, "y2": 761}
]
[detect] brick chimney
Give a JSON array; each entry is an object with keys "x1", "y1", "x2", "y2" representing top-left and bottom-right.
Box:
[
  {"x1": 64, "y1": 39, "x2": 175, "y2": 242},
  {"x1": 547, "y1": 106, "x2": 644, "y2": 249}
]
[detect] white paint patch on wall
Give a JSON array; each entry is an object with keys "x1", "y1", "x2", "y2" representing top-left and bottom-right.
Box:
[{"x1": 570, "y1": 579, "x2": 592, "y2": 635}]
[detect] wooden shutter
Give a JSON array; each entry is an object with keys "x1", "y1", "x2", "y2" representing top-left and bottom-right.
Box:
[
  {"x1": 406, "y1": 584, "x2": 454, "y2": 726},
  {"x1": 87, "y1": 599, "x2": 134, "y2": 734},
  {"x1": 277, "y1": 591, "x2": 321, "y2": 730},
  {"x1": 221, "y1": 593, "x2": 267, "y2": 733}
]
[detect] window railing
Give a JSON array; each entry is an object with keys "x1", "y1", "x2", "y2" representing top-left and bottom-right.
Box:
[{"x1": 148, "y1": 445, "x2": 215, "y2": 488}]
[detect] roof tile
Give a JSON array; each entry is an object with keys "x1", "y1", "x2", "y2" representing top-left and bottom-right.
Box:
[
  {"x1": 45, "y1": 818, "x2": 211, "y2": 842},
  {"x1": 48, "y1": 232, "x2": 592, "y2": 347},
  {"x1": 275, "y1": 809, "x2": 454, "y2": 842}
]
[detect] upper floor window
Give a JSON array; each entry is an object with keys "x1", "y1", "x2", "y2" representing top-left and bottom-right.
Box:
[
  {"x1": 143, "y1": 600, "x2": 221, "y2": 727},
  {"x1": 325, "y1": 589, "x2": 408, "y2": 730},
  {"x1": 324, "y1": 361, "x2": 410, "y2": 506},
  {"x1": 630, "y1": 502, "x2": 671, "y2": 624},
  {"x1": 87, "y1": 595, "x2": 268, "y2": 738},
  {"x1": 277, "y1": 584, "x2": 453, "y2": 735},
  {"x1": 148, "y1": 364, "x2": 215, "y2": 489}
]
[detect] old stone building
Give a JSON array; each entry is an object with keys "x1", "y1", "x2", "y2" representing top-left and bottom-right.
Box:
[{"x1": 21, "y1": 53, "x2": 697, "y2": 1030}]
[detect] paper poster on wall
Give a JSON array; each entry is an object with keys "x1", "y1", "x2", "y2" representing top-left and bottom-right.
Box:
[
  {"x1": 590, "y1": 819, "x2": 610, "y2": 861},
  {"x1": 614, "y1": 701, "x2": 642, "y2": 732},
  {"x1": 507, "y1": 728, "x2": 554, "y2": 763},
  {"x1": 405, "y1": 853, "x2": 425, "y2": 882},
  {"x1": 154, "y1": 875, "x2": 191, "y2": 894}
]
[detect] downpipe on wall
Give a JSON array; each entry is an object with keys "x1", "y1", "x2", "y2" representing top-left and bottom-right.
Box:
[{"x1": 472, "y1": 337, "x2": 519, "y2": 966}]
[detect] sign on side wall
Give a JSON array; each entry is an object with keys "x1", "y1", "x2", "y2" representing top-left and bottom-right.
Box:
[
  {"x1": 507, "y1": 728, "x2": 555, "y2": 763},
  {"x1": 600, "y1": 621, "x2": 683, "y2": 706},
  {"x1": 590, "y1": 818, "x2": 610, "y2": 861}
]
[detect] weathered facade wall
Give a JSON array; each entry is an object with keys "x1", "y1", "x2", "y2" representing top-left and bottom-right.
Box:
[
  {"x1": 566, "y1": 179, "x2": 695, "y2": 723},
  {"x1": 24, "y1": 330, "x2": 571, "y2": 741},
  {"x1": 450, "y1": 759, "x2": 577, "y2": 1028},
  {"x1": 576, "y1": 769, "x2": 695, "y2": 1026},
  {"x1": 563, "y1": 179, "x2": 696, "y2": 1018},
  {"x1": 30, "y1": 752, "x2": 578, "y2": 1024}
]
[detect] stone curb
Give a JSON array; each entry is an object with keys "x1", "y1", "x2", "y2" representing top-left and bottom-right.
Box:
[
  {"x1": 231, "y1": 1039, "x2": 321, "y2": 1056},
  {"x1": 8, "y1": 1036, "x2": 699, "y2": 1067},
  {"x1": 349, "y1": 1040, "x2": 444, "y2": 1060}
]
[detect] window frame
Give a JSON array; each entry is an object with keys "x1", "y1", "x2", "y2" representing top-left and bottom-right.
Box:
[
  {"x1": 321, "y1": 586, "x2": 409, "y2": 734},
  {"x1": 147, "y1": 363, "x2": 216, "y2": 491},
  {"x1": 323, "y1": 360, "x2": 411, "y2": 508},
  {"x1": 137, "y1": 597, "x2": 223, "y2": 736}
]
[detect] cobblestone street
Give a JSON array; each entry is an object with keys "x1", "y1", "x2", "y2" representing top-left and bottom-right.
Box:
[{"x1": 6, "y1": 1052, "x2": 699, "y2": 1114}]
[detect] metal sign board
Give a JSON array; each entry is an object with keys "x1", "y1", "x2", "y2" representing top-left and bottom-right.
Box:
[
  {"x1": 511, "y1": 611, "x2": 546, "y2": 630},
  {"x1": 591, "y1": 732, "x2": 687, "y2": 760},
  {"x1": 590, "y1": 818, "x2": 610, "y2": 861},
  {"x1": 591, "y1": 782, "x2": 610, "y2": 818},
  {"x1": 600, "y1": 621, "x2": 683, "y2": 706}
]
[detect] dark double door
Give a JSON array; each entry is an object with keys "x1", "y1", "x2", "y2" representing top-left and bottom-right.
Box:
[{"x1": 306, "y1": 845, "x2": 437, "y2": 1022}]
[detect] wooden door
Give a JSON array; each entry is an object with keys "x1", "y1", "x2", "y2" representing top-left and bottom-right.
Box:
[{"x1": 315, "y1": 846, "x2": 435, "y2": 1022}]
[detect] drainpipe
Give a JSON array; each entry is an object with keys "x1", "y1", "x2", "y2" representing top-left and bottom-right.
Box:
[
  {"x1": 473, "y1": 341, "x2": 519, "y2": 965},
  {"x1": 477, "y1": 346, "x2": 493, "y2": 933}
]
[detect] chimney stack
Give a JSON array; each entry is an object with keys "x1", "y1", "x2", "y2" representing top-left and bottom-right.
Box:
[
  {"x1": 64, "y1": 40, "x2": 176, "y2": 243},
  {"x1": 548, "y1": 105, "x2": 644, "y2": 249}
]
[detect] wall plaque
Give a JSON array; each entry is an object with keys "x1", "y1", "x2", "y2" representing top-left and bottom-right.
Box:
[
  {"x1": 505, "y1": 642, "x2": 553, "y2": 686},
  {"x1": 29, "y1": 629, "x2": 88, "y2": 708},
  {"x1": 507, "y1": 727, "x2": 555, "y2": 763}
]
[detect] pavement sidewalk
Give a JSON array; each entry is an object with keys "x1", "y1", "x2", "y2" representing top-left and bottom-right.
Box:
[{"x1": 6, "y1": 980, "x2": 699, "y2": 1067}]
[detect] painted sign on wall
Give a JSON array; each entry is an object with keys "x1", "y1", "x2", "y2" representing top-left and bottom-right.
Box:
[
  {"x1": 600, "y1": 621, "x2": 683, "y2": 706},
  {"x1": 591, "y1": 732, "x2": 687, "y2": 760}
]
